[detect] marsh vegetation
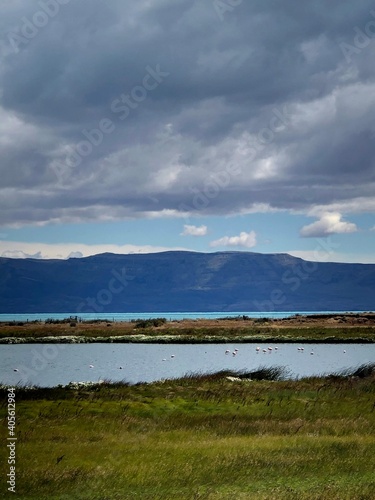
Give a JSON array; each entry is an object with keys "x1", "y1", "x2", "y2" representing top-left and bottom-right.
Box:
[{"x1": 1, "y1": 365, "x2": 374, "y2": 499}]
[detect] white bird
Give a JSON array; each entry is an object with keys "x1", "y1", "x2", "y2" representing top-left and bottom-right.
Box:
[
  {"x1": 234, "y1": 348, "x2": 239, "y2": 352},
  {"x1": 275, "y1": 347, "x2": 278, "y2": 350},
  {"x1": 13, "y1": 368, "x2": 19, "y2": 372},
  {"x1": 89, "y1": 364, "x2": 94, "y2": 368},
  {"x1": 162, "y1": 358, "x2": 167, "y2": 361},
  {"x1": 225, "y1": 349, "x2": 230, "y2": 354},
  {"x1": 310, "y1": 351, "x2": 314, "y2": 355},
  {"x1": 343, "y1": 350, "x2": 346, "y2": 353},
  {"x1": 232, "y1": 351, "x2": 237, "y2": 356},
  {"x1": 171, "y1": 354, "x2": 175, "y2": 358},
  {"x1": 268, "y1": 347, "x2": 272, "y2": 351},
  {"x1": 301, "y1": 347, "x2": 304, "y2": 351},
  {"x1": 262, "y1": 349, "x2": 267, "y2": 353},
  {"x1": 256, "y1": 347, "x2": 260, "y2": 351}
]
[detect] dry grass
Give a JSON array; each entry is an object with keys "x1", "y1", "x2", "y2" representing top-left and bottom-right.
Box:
[{"x1": 1, "y1": 313, "x2": 375, "y2": 343}]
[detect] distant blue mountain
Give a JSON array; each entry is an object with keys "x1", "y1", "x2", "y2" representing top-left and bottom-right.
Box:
[{"x1": 0, "y1": 251, "x2": 374, "y2": 313}]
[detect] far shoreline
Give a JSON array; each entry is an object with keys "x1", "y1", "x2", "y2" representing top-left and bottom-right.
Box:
[{"x1": 1, "y1": 312, "x2": 375, "y2": 344}]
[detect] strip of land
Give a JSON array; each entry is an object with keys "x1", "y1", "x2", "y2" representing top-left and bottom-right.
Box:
[{"x1": 1, "y1": 312, "x2": 375, "y2": 343}]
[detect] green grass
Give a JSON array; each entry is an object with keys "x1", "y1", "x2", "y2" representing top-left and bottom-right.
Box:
[{"x1": 1, "y1": 367, "x2": 375, "y2": 499}]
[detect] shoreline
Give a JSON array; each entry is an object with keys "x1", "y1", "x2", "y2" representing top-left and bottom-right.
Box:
[
  {"x1": 2, "y1": 336, "x2": 375, "y2": 344},
  {"x1": 1, "y1": 312, "x2": 375, "y2": 344}
]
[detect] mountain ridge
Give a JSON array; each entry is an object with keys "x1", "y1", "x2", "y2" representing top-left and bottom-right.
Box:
[{"x1": 0, "y1": 251, "x2": 374, "y2": 313}]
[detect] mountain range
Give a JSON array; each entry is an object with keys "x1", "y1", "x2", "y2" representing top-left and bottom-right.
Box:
[{"x1": 0, "y1": 251, "x2": 374, "y2": 313}]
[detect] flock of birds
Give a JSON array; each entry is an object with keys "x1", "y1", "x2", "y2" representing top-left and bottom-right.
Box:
[
  {"x1": 221, "y1": 346, "x2": 347, "y2": 357},
  {"x1": 225, "y1": 346, "x2": 300, "y2": 356},
  {"x1": 12, "y1": 346, "x2": 349, "y2": 372},
  {"x1": 225, "y1": 346, "x2": 278, "y2": 356}
]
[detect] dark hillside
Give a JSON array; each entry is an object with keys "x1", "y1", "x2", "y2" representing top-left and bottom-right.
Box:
[{"x1": 0, "y1": 251, "x2": 374, "y2": 313}]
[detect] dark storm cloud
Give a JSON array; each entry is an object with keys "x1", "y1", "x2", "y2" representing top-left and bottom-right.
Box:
[{"x1": 1, "y1": 0, "x2": 375, "y2": 225}]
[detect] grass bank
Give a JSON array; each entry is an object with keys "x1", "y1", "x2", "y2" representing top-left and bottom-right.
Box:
[{"x1": 1, "y1": 365, "x2": 375, "y2": 499}]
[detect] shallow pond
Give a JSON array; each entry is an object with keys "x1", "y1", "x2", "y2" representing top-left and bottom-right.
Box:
[{"x1": 1, "y1": 343, "x2": 375, "y2": 387}]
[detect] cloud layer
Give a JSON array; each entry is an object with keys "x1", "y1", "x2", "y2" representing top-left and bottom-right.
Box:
[{"x1": 1, "y1": 0, "x2": 375, "y2": 227}]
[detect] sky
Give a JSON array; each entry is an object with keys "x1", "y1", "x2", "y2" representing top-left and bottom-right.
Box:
[{"x1": 0, "y1": 0, "x2": 375, "y2": 263}]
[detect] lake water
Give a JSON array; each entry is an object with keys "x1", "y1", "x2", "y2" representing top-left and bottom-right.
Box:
[
  {"x1": 1, "y1": 343, "x2": 374, "y2": 387},
  {"x1": 0, "y1": 310, "x2": 368, "y2": 323}
]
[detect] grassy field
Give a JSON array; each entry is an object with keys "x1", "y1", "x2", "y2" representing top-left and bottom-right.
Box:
[
  {"x1": 1, "y1": 313, "x2": 375, "y2": 343},
  {"x1": 1, "y1": 366, "x2": 375, "y2": 499}
]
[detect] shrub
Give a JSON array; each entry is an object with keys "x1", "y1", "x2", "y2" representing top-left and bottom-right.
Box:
[{"x1": 135, "y1": 318, "x2": 167, "y2": 328}]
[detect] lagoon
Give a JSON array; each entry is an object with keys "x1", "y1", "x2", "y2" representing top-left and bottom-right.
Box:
[{"x1": 1, "y1": 342, "x2": 375, "y2": 387}]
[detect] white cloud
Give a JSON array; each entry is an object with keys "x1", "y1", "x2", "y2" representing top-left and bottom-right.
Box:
[
  {"x1": 300, "y1": 212, "x2": 358, "y2": 238},
  {"x1": 181, "y1": 224, "x2": 208, "y2": 236},
  {"x1": 210, "y1": 230, "x2": 257, "y2": 249},
  {"x1": 0, "y1": 242, "x2": 190, "y2": 260}
]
